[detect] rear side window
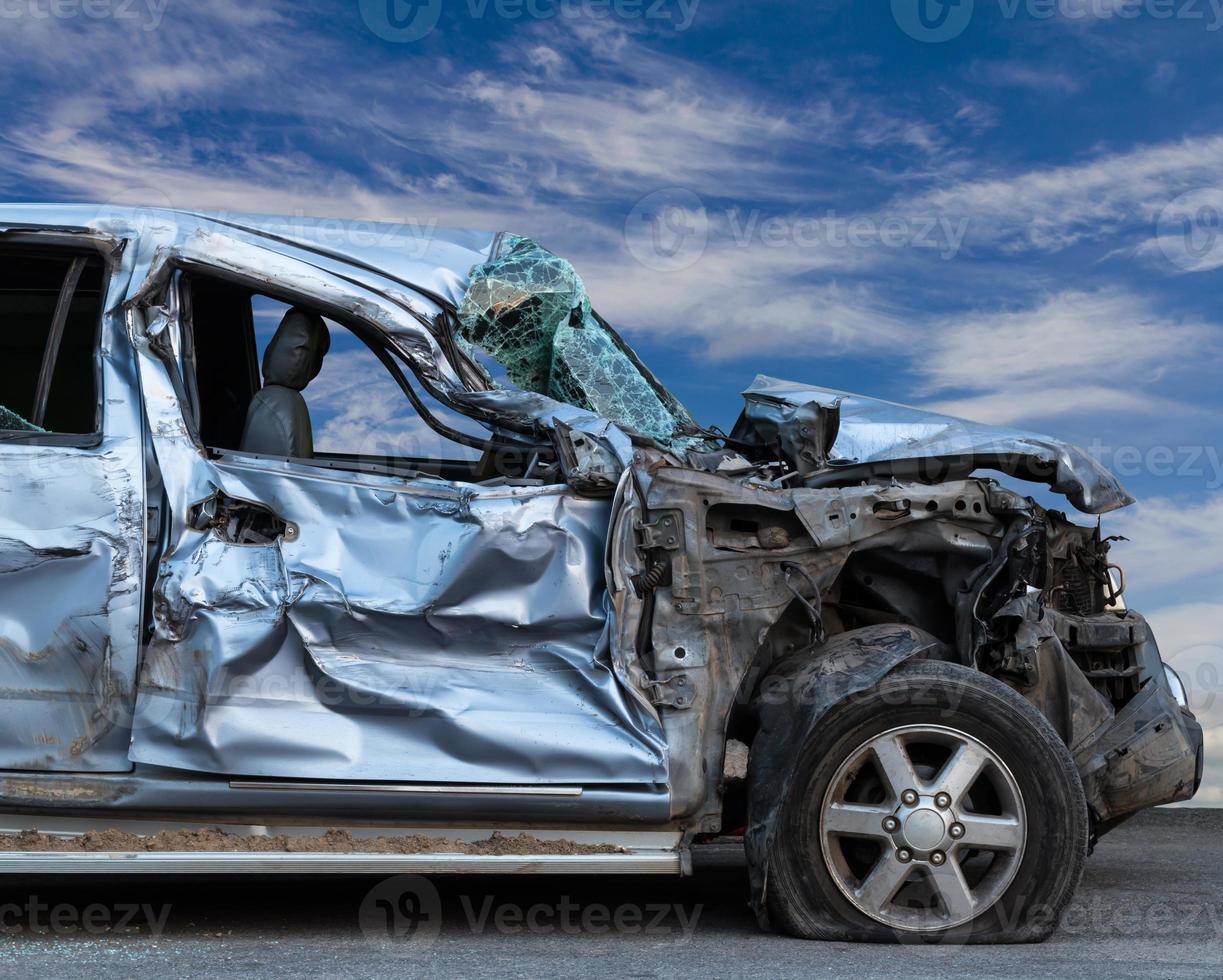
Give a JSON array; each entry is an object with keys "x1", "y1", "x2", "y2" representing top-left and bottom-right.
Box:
[{"x1": 0, "y1": 249, "x2": 104, "y2": 435}]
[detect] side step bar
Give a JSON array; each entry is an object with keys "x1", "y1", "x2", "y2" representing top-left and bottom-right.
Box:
[
  {"x1": 0, "y1": 850, "x2": 683, "y2": 875},
  {"x1": 0, "y1": 818, "x2": 686, "y2": 875}
]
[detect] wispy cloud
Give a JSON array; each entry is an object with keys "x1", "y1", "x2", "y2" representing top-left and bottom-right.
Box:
[
  {"x1": 4, "y1": 0, "x2": 1223, "y2": 455},
  {"x1": 894, "y1": 134, "x2": 1223, "y2": 255},
  {"x1": 308, "y1": 349, "x2": 482, "y2": 460},
  {"x1": 966, "y1": 59, "x2": 1081, "y2": 94},
  {"x1": 918, "y1": 288, "x2": 1216, "y2": 424},
  {"x1": 1108, "y1": 495, "x2": 1223, "y2": 593}
]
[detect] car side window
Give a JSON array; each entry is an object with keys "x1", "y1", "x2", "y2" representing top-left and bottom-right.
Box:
[
  {"x1": 183, "y1": 275, "x2": 524, "y2": 483},
  {"x1": 250, "y1": 295, "x2": 484, "y2": 468},
  {"x1": 0, "y1": 248, "x2": 104, "y2": 435}
]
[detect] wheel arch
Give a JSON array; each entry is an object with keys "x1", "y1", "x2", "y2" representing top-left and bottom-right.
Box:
[{"x1": 744, "y1": 623, "x2": 951, "y2": 927}]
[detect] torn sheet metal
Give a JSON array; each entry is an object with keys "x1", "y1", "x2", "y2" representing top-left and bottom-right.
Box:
[
  {"x1": 608, "y1": 465, "x2": 1021, "y2": 824},
  {"x1": 127, "y1": 255, "x2": 668, "y2": 785},
  {"x1": 995, "y1": 594, "x2": 1203, "y2": 823},
  {"x1": 734, "y1": 375, "x2": 1134, "y2": 514}
]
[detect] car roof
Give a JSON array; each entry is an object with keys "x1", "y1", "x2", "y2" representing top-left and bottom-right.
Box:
[{"x1": 0, "y1": 203, "x2": 501, "y2": 307}]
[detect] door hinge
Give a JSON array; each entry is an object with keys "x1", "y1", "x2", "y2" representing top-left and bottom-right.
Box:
[
  {"x1": 635, "y1": 512, "x2": 683, "y2": 550},
  {"x1": 642, "y1": 673, "x2": 694, "y2": 710}
]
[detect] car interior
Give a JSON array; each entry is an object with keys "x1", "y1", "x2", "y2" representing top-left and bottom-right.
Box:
[
  {"x1": 0, "y1": 246, "x2": 105, "y2": 437},
  {"x1": 181, "y1": 273, "x2": 538, "y2": 484}
]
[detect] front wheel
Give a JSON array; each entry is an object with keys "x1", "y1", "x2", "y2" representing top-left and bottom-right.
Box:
[{"x1": 764, "y1": 660, "x2": 1088, "y2": 943}]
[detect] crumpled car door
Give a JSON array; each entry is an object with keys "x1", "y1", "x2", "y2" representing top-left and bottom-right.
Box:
[{"x1": 0, "y1": 235, "x2": 144, "y2": 772}]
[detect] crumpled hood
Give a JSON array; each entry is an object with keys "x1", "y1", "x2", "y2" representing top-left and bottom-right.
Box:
[{"x1": 734, "y1": 375, "x2": 1134, "y2": 515}]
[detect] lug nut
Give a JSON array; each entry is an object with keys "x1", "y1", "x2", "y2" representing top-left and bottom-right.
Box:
[
  {"x1": 935, "y1": 792, "x2": 951, "y2": 809},
  {"x1": 897, "y1": 848, "x2": 912, "y2": 863},
  {"x1": 883, "y1": 816, "x2": 900, "y2": 833},
  {"x1": 901, "y1": 789, "x2": 919, "y2": 806},
  {"x1": 949, "y1": 823, "x2": 965, "y2": 839},
  {"x1": 930, "y1": 851, "x2": 946, "y2": 866}
]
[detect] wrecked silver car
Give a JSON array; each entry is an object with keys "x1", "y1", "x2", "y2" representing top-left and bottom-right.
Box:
[{"x1": 0, "y1": 205, "x2": 1203, "y2": 943}]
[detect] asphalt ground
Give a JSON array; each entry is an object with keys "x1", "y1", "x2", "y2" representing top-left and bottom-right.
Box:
[{"x1": 0, "y1": 808, "x2": 1218, "y2": 979}]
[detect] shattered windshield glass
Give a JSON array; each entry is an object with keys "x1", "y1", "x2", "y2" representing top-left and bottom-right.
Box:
[{"x1": 456, "y1": 235, "x2": 702, "y2": 448}]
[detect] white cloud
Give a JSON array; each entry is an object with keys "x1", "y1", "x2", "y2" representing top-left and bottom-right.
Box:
[
  {"x1": 579, "y1": 237, "x2": 907, "y2": 361},
  {"x1": 5, "y1": 1, "x2": 1223, "y2": 404},
  {"x1": 0, "y1": 10, "x2": 952, "y2": 366},
  {"x1": 1135, "y1": 186, "x2": 1223, "y2": 273},
  {"x1": 1107, "y1": 496, "x2": 1223, "y2": 594},
  {"x1": 306, "y1": 349, "x2": 483, "y2": 461},
  {"x1": 0, "y1": 8, "x2": 969, "y2": 231},
  {"x1": 967, "y1": 59, "x2": 1081, "y2": 93},
  {"x1": 895, "y1": 134, "x2": 1223, "y2": 256},
  {"x1": 926, "y1": 385, "x2": 1186, "y2": 427},
  {"x1": 916, "y1": 288, "x2": 1216, "y2": 425}
]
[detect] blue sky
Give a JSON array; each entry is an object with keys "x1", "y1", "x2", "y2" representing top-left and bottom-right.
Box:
[{"x1": 1, "y1": 0, "x2": 1220, "y2": 794}]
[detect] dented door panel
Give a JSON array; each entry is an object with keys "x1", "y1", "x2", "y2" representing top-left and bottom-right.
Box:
[{"x1": 0, "y1": 243, "x2": 144, "y2": 772}]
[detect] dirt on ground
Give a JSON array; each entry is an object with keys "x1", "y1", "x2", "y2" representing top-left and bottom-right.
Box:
[{"x1": 0, "y1": 828, "x2": 624, "y2": 855}]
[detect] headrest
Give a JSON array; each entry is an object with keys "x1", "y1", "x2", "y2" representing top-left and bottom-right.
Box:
[{"x1": 262, "y1": 308, "x2": 331, "y2": 390}]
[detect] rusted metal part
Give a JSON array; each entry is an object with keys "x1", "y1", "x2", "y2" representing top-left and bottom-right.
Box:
[
  {"x1": 610, "y1": 463, "x2": 1010, "y2": 823},
  {"x1": 995, "y1": 595, "x2": 1203, "y2": 826}
]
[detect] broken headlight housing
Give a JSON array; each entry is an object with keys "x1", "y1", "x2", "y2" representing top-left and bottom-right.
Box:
[{"x1": 1163, "y1": 663, "x2": 1189, "y2": 708}]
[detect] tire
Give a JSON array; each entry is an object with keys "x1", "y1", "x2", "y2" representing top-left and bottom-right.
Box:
[{"x1": 764, "y1": 659, "x2": 1088, "y2": 944}]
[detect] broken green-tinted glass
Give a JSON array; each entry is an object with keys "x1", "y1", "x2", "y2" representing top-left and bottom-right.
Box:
[
  {"x1": 456, "y1": 236, "x2": 701, "y2": 448},
  {"x1": 0, "y1": 405, "x2": 43, "y2": 432}
]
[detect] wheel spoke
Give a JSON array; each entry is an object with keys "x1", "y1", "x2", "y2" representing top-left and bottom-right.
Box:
[
  {"x1": 933, "y1": 739, "x2": 989, "y2": 802},
  {"x1": 823, "y1": 802, "x2": 893, "y2": 839},
  {"x1": 927, "y1": 857, "x2": 976, "y2": 921},
  {"x1": 855, "y1": 853, "x2": 913, "y2": 914},
  {"x1": 957, "y1": 814, "x2": 1024, "y2": 851},
  {"x1": 870, "y1": 735, "x2": 921, "y2": 800},
  {"x1": 820, "y1": 724, "x2": 1028, "y2": 934}
]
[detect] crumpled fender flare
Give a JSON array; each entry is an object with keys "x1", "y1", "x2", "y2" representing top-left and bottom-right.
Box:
[{"x1": 744, "y1": 623, "x2": 950, "y2": 927}]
